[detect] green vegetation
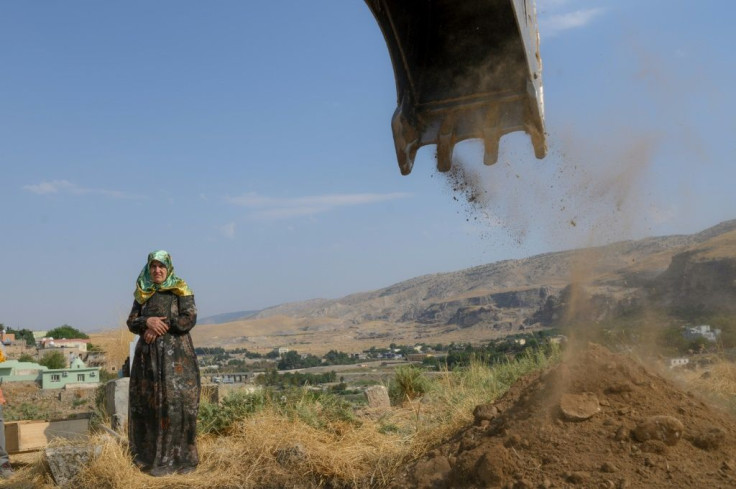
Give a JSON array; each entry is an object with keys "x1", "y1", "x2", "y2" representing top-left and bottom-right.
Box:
[
  {"x1": 198, "y1": 387, "x2": 356, "y2": 436},
  {"x1": 198, "y1": 389, "x2": 269, "y2": 435},
  {"x1": 197, "y1": 345, "x2": 560, "y2": 441},
  {"x1": 72, "y1": 397, "x2": 90, "y2": 408},
  {"x1": 38, "y1": 350, "x2": 67, "y2": 369},
  {"x1": 389, "y1": 364, "x2": 431, "y2": 402},
  {"x1": 323, "y1": 349, "x2": 359, "y2": 365},
  {"x1": 6, "y1": 327, "x2": 36, "y2": 346},
  {"x1": 18, "y1": 352, "x2": 35, "y2": 362},
  {"x1": 277, "y1": 350, "x2": 322, "y2": 370},
  {"x1": 195, "y1": 346, "x2": 266, "y2": 359},
  {"x1": 256, "y1": 369, "x2": 337, "y2": 387},
  {"x1": 46, "y1": 324, "x2": 89, "y2": 339},
  {"x1": 4, "y1": 402, "x2": 46, "y2": 421},
  {"x1": 99, "y1": 369, "x2": 118, "y2": 383},
  {"x1": 421, "y1": 330, "x2": 560, "y2": 371},
  {"x1": 195, "y1": 347, "x2": 226, "y2": 355}
]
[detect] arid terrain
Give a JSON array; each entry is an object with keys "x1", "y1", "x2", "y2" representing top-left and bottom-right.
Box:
[{"x1": 183, "y1": 219, "x2": 736, "y2": 356}]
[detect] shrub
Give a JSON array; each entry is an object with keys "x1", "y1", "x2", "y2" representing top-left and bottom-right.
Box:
[
  {"x1": 198, "y1": 389, "x2": 269, "y2": 435},
  {"x1": 39, "y1": 350, "x2": 66, "y2": 369},
  {"x1": 390, "y1": 364, "x2": 431, "y2": 403},
  {"x1": 18, "y1": 353, "x2": 35, "y2": 362},
  {"x1": 99, "y1": 369, "x2": 118, "y2": 383},
  {"x1": 5, "y1": 402, "x2": 47, "y2": 421}
]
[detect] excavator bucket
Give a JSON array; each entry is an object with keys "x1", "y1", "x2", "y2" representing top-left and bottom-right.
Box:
[{"x1": 365, "y1": 0, "x2": 547, "y2": 174}]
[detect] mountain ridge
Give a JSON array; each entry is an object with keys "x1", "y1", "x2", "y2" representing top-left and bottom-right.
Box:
[{"x1": 192, "y1": 219, "x2": 736, "y2": 353}]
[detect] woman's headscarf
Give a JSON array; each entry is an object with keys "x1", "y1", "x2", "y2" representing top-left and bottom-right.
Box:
[{"x1": 134, "y1": 250, "x2": 193, "y2": 304}]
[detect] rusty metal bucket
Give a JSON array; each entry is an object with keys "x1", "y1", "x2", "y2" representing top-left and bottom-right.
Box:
[{"x1": 365, "y1": 0, "x2": 547, "y2": 174}]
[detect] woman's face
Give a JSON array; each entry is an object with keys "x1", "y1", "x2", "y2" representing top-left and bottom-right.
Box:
[{"x1": 149, "y1": 260, "x2": 168, "y2": 284}]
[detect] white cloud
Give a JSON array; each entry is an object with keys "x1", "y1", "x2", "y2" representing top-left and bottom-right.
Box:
[
  {"x1": 219, "y1": 222, "x2": 236, "y2": 238},
  {"x1": 23, "y1": 180, "x2": 74, "y2": 195},
  {"x1": 226, "y1": 191, "x2": 411, "y2": 220},
  {"x1": 540, "y1": 7, "x2": 606, "y2": 38},
  {"x1": 22, "y1": 180, "x2": 143, "y2": 200}
]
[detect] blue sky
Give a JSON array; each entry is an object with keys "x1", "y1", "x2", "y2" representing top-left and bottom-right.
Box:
[{"x1": 1, "y1": 1, "x2": 734, "y2": 332}]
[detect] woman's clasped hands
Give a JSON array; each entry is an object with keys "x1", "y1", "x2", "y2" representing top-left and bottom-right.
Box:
[{"x1": 144, "y1": 316, "x2": 169, "y2": 344}]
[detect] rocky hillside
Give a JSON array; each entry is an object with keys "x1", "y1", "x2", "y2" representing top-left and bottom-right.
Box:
[
  {"x1": 255, "y1": 220, "x2": 736, "y2": 324},
  {"x1": 649, "y1": 226, "x2": 736, "y2": 314},
  {"x1": 193, "y1": 219, "x2": 736, "y2": 352}
]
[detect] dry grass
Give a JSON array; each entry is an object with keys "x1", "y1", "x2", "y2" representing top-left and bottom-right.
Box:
[
  {"x1": 668, "y1": 358, "x2": 736, "y2": 414},
  {"x1": 75, "y1": 416, "x2": 405, "y2": 489},
  {"x1": 88, "y1": 322, "x2": 135, "y2": 371},
  {"x1": 689, "y1": 230, "x2": 736, "y2": 260},
  {"x1": 3, "y1": 349, "x2": 560, "y2": 489},
  {"x1": 5, "y1": 413, "x2": 408, "y2": 489}
]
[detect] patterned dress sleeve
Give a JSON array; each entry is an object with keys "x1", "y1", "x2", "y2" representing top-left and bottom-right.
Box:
[
  {"x1": 126, "y1": 300, "x2": 147, "y2": 335},
  {"x1": 169, "y1": 295, "x2": 197, "y2": 334}
]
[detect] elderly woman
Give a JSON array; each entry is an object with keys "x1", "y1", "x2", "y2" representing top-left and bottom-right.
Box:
[{"x1": 126, "y1": 250, "x2": 200, "y2": 476}]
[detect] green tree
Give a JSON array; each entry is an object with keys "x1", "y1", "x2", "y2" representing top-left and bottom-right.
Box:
[
  {"x1": 323, "y1": 350, "x2": 356, "y2": 366},
  {"x1": 46, "y1": 325, "x2": 89, "y2": 340},
  {"x1": 277, "y1": 350, "x2": 322, "y2": 370},
  {"x1": 278, "y1": 350, "x2": 303, "y2": 370},
  {"x1": 6, "y1": 327, "x2": 36, "y2": 346},
  {"x1": 39, "y1": 351, "x2": 67, "y2": 369}
]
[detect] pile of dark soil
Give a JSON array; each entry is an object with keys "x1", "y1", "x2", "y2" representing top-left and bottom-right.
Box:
[{"x1": 394, "y1": 344, "x2": 736, "y2": 488}]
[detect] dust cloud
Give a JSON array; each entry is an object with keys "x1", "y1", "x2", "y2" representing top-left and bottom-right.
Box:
[
  {"x1": 441, "y1": 38, "x2": 709, "y2": 355},
  {"x1": 442, "y1": 125, "x2": 660, "y2": 257}
]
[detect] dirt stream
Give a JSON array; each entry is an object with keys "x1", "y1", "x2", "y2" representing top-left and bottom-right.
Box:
[{"x1": 392, "y1": 344, "x2": 736, "y2": 489}]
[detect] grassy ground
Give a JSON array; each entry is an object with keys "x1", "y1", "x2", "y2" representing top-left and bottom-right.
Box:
[
  {"x1": 666, "y1": 357, "x2": 736, "y2": 416},
  {"x1": 3, "y1": 348, "x2": 560, "y2": 489}
]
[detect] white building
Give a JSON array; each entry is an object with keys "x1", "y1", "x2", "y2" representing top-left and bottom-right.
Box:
[
  {"x1": 39, "y1": 338, "x2": 90, "y2": 351},
  {"x1": 669, "y1": 358, "x2": 690, "y2": 369},
  {"x1": 683, "y1": 325, "x2": 721, "y2": 342}
]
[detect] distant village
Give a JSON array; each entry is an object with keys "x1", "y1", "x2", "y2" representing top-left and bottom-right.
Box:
[
  {"x1": 0, "y1": 329, "x2": 105, "y2": 389},
  {"x1": 0, "y1": 323, "x2": 724, "y2": 391}
]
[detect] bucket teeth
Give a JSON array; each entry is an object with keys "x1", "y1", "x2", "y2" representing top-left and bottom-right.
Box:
[
  {"x1": 483, "y1": 135, "x2": 500, "y2": 166},
  {"x1": 483, "y1": 106, "x2": 501, "y2": 166},
  {"x1": 436, "y1": 114, "x2": 457, "y2": 172},
  {"x1": 391, "y1": 100, "x2": 420, "y2": 176}
]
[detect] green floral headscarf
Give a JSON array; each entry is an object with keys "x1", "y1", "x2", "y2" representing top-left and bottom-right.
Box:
[{"x1": 134, "y1": 250, "x2": 193, "y2": 304}]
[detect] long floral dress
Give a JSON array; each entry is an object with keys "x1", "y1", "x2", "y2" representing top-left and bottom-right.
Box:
[{"x1": 126, "y1": 291, "x2": 200, "y2": 475}]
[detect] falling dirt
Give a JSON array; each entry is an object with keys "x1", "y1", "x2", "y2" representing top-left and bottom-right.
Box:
[
  {"x1": 440, "y1": 125, "x2": 661, "y2": 254},
  {"x1": 392, "y1": 344, "x2": 736, "y2": 489}
]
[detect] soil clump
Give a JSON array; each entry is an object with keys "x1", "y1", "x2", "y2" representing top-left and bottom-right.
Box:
[{"x1": 393, "y1": 344, "x2": 736, "y2": 488}]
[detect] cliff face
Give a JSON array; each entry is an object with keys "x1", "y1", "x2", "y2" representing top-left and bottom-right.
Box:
[
  {"x1": 404, "y1": 287, "x2": 552, "y2": 326},
  {"x1": 652, "y1": 250, "x2": 736, "y2": 313}
]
